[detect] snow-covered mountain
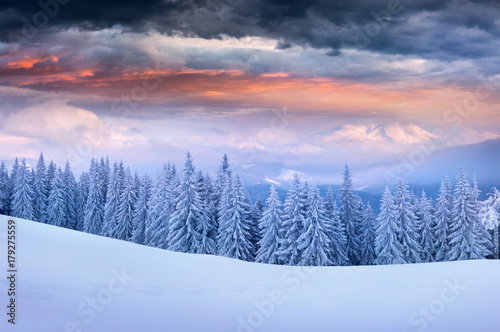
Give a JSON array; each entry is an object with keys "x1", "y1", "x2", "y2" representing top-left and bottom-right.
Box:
[
  {"x1": 317, "y1": 123, "x2": 440, "y2": 144},
  {"x1": 2, "y1": 215, "x2": 500, "y2": 332}
]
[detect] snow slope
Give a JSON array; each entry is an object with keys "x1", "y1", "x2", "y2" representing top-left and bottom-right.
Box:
[{"x1": 1, "y1": 215, "x2": 500, "y2": 332}]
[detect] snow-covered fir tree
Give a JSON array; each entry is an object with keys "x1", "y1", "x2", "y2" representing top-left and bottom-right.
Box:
[
  {"x1": 193, "y1": 172, "x2": 217, "y2": 255},
  {"x1": 297, "y1": 186, "x2": 334, "y2": 266},
  {"x1": 301, "y1": 181, "x2": 310, "y2": 215},
  {"x1": 279, "y1": 173, "x2": 306, "y2": 265},
  {"x1": 418, "y1": 190, "x2": 436, "y2": 262},
  {"x1": 217, "y1": 175, "x2": 255, "y2": 261},
  {"x1": 481, "y1": 188, "x2": 500, "y2": 259},
  {"x1": 133, "y1": 172, "x2": 141, "y2": 195},
  {"x1": 131, "y1": 174, "x2": 152, "y2": 245},
  {"x1": 394, "y1": 176, "x2": 421, "y2": 263},
  {"x1": 215, "y1": 154, "x2": 231, "y2": 224},
  {"x1": 46, "y1": 168, "x2": 66, "y2": 227},
  {"x1": 408, "y1": 190, "x2": 419, "y2": 219},
  {"x1": 324, "y1": 187, "x2": 336, "y2": 219},
  {"x1": 33, "y1": 153, "x2": 48, "y2": 223},
  {"x1": 338, "y1": 164, "x2": 362, "y2": 265},
  {"x1": 471, "y1": 176, "x2": 492, "y2": 256},
  {"x1": 434, "y1": 177, "x2": 453, "y2": 262},
  {"x1": 46, "y1": 160, "x2": 57, "y2": 196},
  {"x1": 83, "y1": 159, "x2": 104, "y2": 235},
  {"x1": 62, "y1": 161, "x2": 78, "y2": 230},
  {"x1": 144, "y1": 167, "x2": 166, "y2": 246},
  {"x1": 145, "y1": 164, "x2": 175, "y2": 248},
  {"x1": 0, "y1": 162, "x2": 10, "y2": 215},
  {"x1": 256, "y1": 185, "x2": 283, "y2": 264},
  {"x1": 375, "y1": 186, "x2": 406, "y2": 265},
  {"x1": 359, "y1": 202, "x2": 376, "y2": 265},
  {"x1": 167, "y1": 152, "x2": 204, "y2": 253},
  {"x1": 102, "y1": 162, "x2": 124, "y2": 237},
  {"x1": 11, "y1": 159, "x2": 34, "y2": 220},
  {"x1": 75, "y1": 172, "x2": 90, "y2": 231},
  {"x1": 324, "y1": 188, "x2": 349, "y2": 266},
  {"x1": 114, "y1": 168, "x2": 136, "y2": 241},
  {"x1": 254, "y1": 197, "x2": 264, "y2": 220},
  {"x1": 246, "y1": 191, "x2": 261, "y2": 254},
  {"x1": 98, "y1": 157, "x2": 111, "y2": 206},
  {"x1": 448, "y1": 168, "x2": 491, "y2": 260},
  {"x1": 8, "y1": 158, "x2": 19, "y2": 211}
]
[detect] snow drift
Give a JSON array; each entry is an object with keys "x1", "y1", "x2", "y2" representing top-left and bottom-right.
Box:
[{"x1": 1, "y1": 215, "x2": 500, "y2": 332}]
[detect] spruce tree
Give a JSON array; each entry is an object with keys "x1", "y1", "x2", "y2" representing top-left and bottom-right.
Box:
[
  {"x1": 338, "y1": 164, "x2": 362, "y2": 265},
  {"x1": 62, "y1": 161, "x2": 78, "y2": 229},
  {"x1": 83, "y1": 159, "x2": 104, "y2": 235},
  {"x1": 325, "y1": 186, "x2": 348, "y2": 261},
  {"x1": 132, "y1": 174, "x2": 152, "y2": 245},
  {"x1": 375, "y1": 187, "x2": 405, "y2": 265},
  {"x1": 279, "y1": 174, "x2": 305, "y2": 265},
  {"x1": 217, "y1": 175, "x2": 255, "y2": 261},
  {"x1": 0, "y1": 162, "x2": 10, "y2": 215},
  {"x1": 46, "y1": 160, "x2": 57, "y2": 196},
  {"x1": 99, "y1": 157, "x2": 110, "y2": 205},
  {"x1": 76, "y1": 172, "x2": 90, "y2": 231},
  {"x1": 167, "y1": 152, "x2": 203, "y2": 253},
  {"x1": 394, "y1": 176, "x2": 421, "y2": 263},
  {"x1": 448, "y1": 167, "x2": 491, "y2": 260},
  {"x1": 297, "y1": 186, "x2": 333, "y2": 266},
  {"x1": 103, "y1": 162, "x2": 124, "y2": 237},
  {"x1": 434, "y1": 177, "x2": 453, "y2": 262},
  {"x1": 418, "y1": 190, "x2": 436, "y2": 262},
  {"x1": 481, "y1": 188, "x2": 500, "y2": 259},
  {"x1": 145, "y1": 164, "x2": 173, "y2": 248},
  {"x1": 256, "y1": 185, "x2": 283, "y2": 264},
  {"x1": 46, "y1": 168, "x2": 66, "y2": 227},
  {"x1": 255, "y1": 197, "x2": 264, "y2": 220},
  {"x1": 33, "y1": 153, "x2": 48, "y2": 223},
  {"x1": 8, "y1": 158, "x2": 19, "y2": 215},
  {"x1": 246, "y1": 191, "x2": 261, "y2": 255},
  {"x1": 11, "y1": 159, "x2": 34, "y2": 220},
  {"x1": 114, "y1": 168, "x2": 136, "y2": 241},
  {"x1": 359, "y1": 202, "x2": 376, "y2": 265},
  {"x1": 194, "y1": 172, "x2": 217, "y2": 255},
  {"x1": 215, "y1": 154, "x2": 231, "y2": 220},
  {"x1": 324, "y1": 187, "x2": 336, "y2": 219},
  {"x1": 144, "y1": 169, "x2": 165, "y2": 247},
  {"x1": 472, "y1": 176, "x2": 492, "y2": 255}
]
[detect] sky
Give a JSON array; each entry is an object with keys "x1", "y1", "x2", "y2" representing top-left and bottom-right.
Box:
[{"x1": 0, "y1": 0, "x2": 499, "y2": 182}]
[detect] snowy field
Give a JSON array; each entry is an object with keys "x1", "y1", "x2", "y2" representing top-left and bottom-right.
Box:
[{"x1": 1, "y1": 215, "x2": 500, "y2": 332}]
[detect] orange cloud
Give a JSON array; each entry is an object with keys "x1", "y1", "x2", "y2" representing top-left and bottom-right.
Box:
[
  {"x1": 0, "y1": 59, "x2": 483, "y2": 122},
  {"x1": 6, "y1": 55, "x2": 60, "y2": 69}
]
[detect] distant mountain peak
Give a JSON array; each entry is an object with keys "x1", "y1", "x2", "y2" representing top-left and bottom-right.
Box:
[{"x1": 318, "y1": 122, "x2": 440, "y2": 144}]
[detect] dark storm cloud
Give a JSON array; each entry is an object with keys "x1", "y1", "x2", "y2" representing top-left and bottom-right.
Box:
[{"x1": 1, "y1": 0, "x2": 499, "y2": 61}]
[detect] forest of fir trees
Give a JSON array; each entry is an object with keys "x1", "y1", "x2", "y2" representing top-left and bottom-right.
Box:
[{"x1": 1, "y1": 152, "x2": 499, "y2": 267}]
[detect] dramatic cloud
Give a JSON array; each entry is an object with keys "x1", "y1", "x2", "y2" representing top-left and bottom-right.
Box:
[
  {"x1": 2, "y1": 0, "x2": 499, "y2": 59},
  {"x1": 0, "y1": 0, "x2": 499, "y2": 181},
  {"x1": 2, "y1": 99, "x2": 111, "y2": 145}
]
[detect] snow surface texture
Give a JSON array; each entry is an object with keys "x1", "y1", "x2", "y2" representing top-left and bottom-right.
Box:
[{"x1": 1, "y1": 215, "x2": 500, "y2": 332}]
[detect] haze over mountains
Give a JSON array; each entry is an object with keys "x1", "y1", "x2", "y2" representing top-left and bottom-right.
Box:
[
  {"x1": 236, "y1": 138, "x2": 500, "y2": 201},
  {"x1": 2, "y1": 124, "x2": 499, "y2": 196},
  {"x1": 237, "y1": 121, "x2": 500, "y2": 187}
]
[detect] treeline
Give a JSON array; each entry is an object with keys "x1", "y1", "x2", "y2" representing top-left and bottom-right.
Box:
[{"x1": 0, "y1": 152, "x2": 499, "y2": 266}]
